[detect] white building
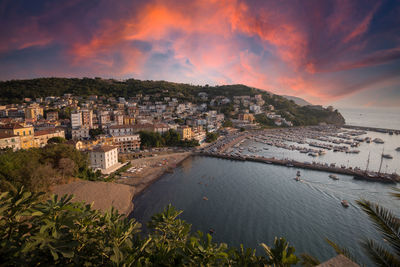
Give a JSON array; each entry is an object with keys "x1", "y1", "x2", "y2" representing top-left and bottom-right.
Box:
[
  {"x1": 90, "y1": 145, "x2": 119, "y2": 172},
  {"x1": 71, "y1": 112, "x2": 82, "y2": 128}
]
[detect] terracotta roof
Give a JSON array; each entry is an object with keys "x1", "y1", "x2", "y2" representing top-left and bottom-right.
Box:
[
  {"x1": 34, "y1": 129, "x2": 62, "y2": 136},
  {"x1": 0, "y1": 123, "x2": 25, "y2": 129},
  {"x1": 0, "y1": 133, "x2": 18, "y2": 139},
  {"x1": 91, "y1": 145, "x2": 117, "y2": 153}
]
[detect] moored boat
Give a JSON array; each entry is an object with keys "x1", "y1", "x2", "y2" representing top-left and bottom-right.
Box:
[
  {"x1": 382, "y1": 154, "x2": 393, "y2": 159},
  {"x1": 329, "y1": 174, "x2": 339, "y2": 180},
  {"x1": 373, "y1": 138, "x2": 384, "y2": 144},
  {"x1": 341, "y1": 200, "x2": 349, "y2": 208}
]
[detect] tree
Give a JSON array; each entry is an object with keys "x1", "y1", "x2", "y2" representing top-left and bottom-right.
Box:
[
  {"x1": 261, "y1": 237, "x2": 299, "y2": 266},
  {"x1": 89, "y1": 128, "x2": 104, "y2": 139},
  {"x1": 0, "y1": 188, "x2": 306, "y2": 266},
  {"x1": 356, "y1": 189, "x2": 400, "y2": 266},
  {"x1": 205, "y1": 132, "x2": 219, "y2": 143},
  {"x1": 222, "y1": 120, "x2": 233, "y2": 127},
  {"x1": 47, "y1": 137, "x2": 66, "y2": 144},
  {"x1": 325, "y1": 188, "x2": 400, "y2": 266}
]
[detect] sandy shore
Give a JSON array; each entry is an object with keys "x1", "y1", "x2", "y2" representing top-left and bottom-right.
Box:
[
  {"x1": 51, "y1": 152, "x2": 192, "y2": 215},
  {"x1": 52, "y1": 180, "x2": 135, "y2": 215},
  {"x1": 116, "y1": 152, "x2": 192, "y2": 196}
]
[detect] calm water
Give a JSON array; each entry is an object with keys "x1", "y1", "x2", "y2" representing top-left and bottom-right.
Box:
[
  {"x1": 133, "y1": 110, "x2": 400, "y2": 265},
  {"x1": 133, "y1": 156, "x2": 399, "y2": 265},
  {"x1": 340, "y1": 107, "x2": 400, "y2": 130}
]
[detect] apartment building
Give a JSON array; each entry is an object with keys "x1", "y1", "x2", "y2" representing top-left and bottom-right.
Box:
[
  {"x1": 33, "y1": 129, "x2": 65, "y2": 148},
  {"x1": 113, "y1": 134, "x2": 140, "y2": 152},
  {"x1": 0, "y1": 133, "x2": 21, "y2": 151},
  {"x1": 89, "y1": 145, "x2": 119, "y2": 172},
  {"x1": 0, "y1": 124, "x2": 34, "y2": 149}
]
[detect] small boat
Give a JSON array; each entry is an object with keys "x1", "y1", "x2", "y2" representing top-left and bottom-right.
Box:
[
  {"x1": 294, "y1": 176, "x2": 301, "y2": 181},
  {"x1": 203, "y1": 196, "x2": 208, "y2": 201},
  {"x1": 382, "y1": 154, "x2": 393, "y2": 159},
  {"x1": 373, "y1": 138, "x2": 384, "y2": 144},
  {"x1": 341, "y1": 200, "x2": 349, "y2": 208},
  {"x1": 286, "y1": 163, "x2": 294, "y2": 167},
  {"x1": 396, "y1": 147, "x2": 400, "y2": 152},
  {"x1": 329, "y1": 174, "x2": 339, "y2": 180}
]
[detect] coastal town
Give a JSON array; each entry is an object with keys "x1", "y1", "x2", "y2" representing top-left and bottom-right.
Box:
[
  {"x1": 1, "y1": 89, "x2": 399, "y2": 185},
  {"x1": 0, "y1": 90, "x2": 297, "y2": 172}
]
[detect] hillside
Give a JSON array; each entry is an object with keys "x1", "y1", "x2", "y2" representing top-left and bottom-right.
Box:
[
  {"x1": 282, "y1": 95, "x2": 312, "y2": 106},
  {"x1": 0, "y1": 77, "x2": 345, "y2": 126}
]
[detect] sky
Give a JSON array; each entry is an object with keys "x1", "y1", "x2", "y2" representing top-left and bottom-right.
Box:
[{"x1": 0, "y1": 0, "x2": 399, "y2": 108}]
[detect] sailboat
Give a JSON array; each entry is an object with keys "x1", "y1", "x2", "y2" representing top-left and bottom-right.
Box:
[{"x1": 353, "y1": 150, "x2": 396, "y2": 183}]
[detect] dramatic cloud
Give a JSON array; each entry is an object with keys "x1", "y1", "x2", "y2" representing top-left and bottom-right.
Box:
[{"x1": 0, "y1": 0, "x2": 399, "y2": 107}]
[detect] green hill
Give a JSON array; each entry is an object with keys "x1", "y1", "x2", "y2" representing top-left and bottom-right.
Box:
[{"x1": 0, "y1": 77, "x2": 345, "y2": 126}]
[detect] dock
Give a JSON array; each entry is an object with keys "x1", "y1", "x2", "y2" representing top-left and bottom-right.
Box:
[
  {"x1": 343, "y1": 125, "x2": 400, "y2": 134},
  {"x1": 197, "y1": 152, "x2": 400, "y2": 183}
]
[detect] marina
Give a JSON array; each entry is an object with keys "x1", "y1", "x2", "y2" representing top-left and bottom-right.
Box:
[{"x1": 200, "y1": 126, "x2": 400, "y2": 183}]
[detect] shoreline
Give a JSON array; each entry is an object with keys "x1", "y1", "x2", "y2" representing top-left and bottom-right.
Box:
[
  {"x1": 51, "y1": 151, "x2": 192, "y2": 216},
  {"x1": 116, "y1": 151, "x2": 193, "y2": 214}
]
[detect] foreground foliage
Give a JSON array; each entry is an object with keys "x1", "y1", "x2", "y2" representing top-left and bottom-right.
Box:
[
  {"x1": 326, "y1": 188, "x2": 400, "y2": 267},
  {"x1": 0, "y1": 187, "x2": 303, "y2": 266}
]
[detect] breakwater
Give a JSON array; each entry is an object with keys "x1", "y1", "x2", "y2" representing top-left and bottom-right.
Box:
[
  {"x1": 343, "y1": 125, "x2": 400, "y2": 134},
  {"x1": 198, "y1": 152, "x2": 400, "y2": 183}
]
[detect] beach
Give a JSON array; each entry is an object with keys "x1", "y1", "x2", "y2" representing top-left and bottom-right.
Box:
[{"x1": 52, "y1": 151, "x2": 192, "y2": 215}]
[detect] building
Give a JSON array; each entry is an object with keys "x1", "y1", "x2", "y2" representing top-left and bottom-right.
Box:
[
  {"x1": 72, "y1": 127, "x2": 90, "y2": 140},
  {"x1": 238, "y1": 113, "x2": 255, "y2": 123},
  {"x1": 89, "y1": 145, "x2": 119, "y2": 172},
  {"x1": 0, "y1": 133, "x2": 21, "y2": 151},
  {"x1": 46, "y1": 111, "x2": 59, "y2": 121},
  {"x1": 0, "y1": 124, "x2": 34, "y2": 149},
  {"x1": 71, "y1": 112, "x2": 82, "y2": 128},
  {"x1": 33, "y1": 129, "x2": 65, "y2": 148},
  {"x1": 108, "y1": 124, "x2": 154, "y2": 136},
  {"x1": 81, "y1": 109, "x2": 93, "y2": 128},
  {"x1": 25, "y1": 104, "x2": 43, "y2": 120},
  {"x1": 177, "y1": 126, "x2": 193, "y2": 140},
  {"x1": 113, "y1": 134, "x2": 140, "y2": 152}
]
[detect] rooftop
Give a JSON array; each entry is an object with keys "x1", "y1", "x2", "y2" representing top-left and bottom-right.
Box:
[{"x1": 91, "y1": 145, "x2": 117, "y2": 153}]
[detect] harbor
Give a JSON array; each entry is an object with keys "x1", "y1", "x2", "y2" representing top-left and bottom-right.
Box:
[
  {"x1": 198, "y1": 151, "x2": 400, "y2": 183},
  {"x1": 200, "y1": 125, "x2": 400, "y2": 183}
]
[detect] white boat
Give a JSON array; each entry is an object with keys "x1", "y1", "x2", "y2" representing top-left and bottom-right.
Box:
[
  {"x1": 373, "y1": 138, "x2": 384, "y2": 144},
  {"x1": 329, "y1": 174, "x2": 339, "y2": 180},
  {"x1": 341, "y1": 200, "x2": 349, "y2": 208}
]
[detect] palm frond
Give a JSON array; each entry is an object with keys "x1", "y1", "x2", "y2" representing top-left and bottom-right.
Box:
[
  {"x1": 299, "y1": 253, "x2": 320, "y2": 266},
  {"x1": 357, "y1": 199, "x2": 400, "y2": 256},
  {"x1": 362, "y1": 239, "x2": 400, "y2": 267},
  {"x1": 390, "y1": 187, "x2": 400, "y2": 200},
  {"x1": 325, "y1": 238, "x2": 359, "y2": 263}
]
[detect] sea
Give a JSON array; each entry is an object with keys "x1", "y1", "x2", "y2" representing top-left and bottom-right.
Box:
[{"x1": 131, "y1": 108, "x2": 400, "y2": 266}]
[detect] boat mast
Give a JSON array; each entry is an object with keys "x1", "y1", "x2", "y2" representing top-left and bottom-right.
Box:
[
  {"x1": 378, "y1": 149, "x2": 384, "y2": 174},
  {"x1": 365, "y1": 152, "x2": 370, "y2": 172}
]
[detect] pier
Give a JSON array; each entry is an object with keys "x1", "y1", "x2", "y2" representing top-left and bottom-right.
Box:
[
  {"x1": 343, "y1": 125, "x2": 400, "y2": 134},
  {"x1": 198, "y1": 152, "x2": 400, "y2": 183}
]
